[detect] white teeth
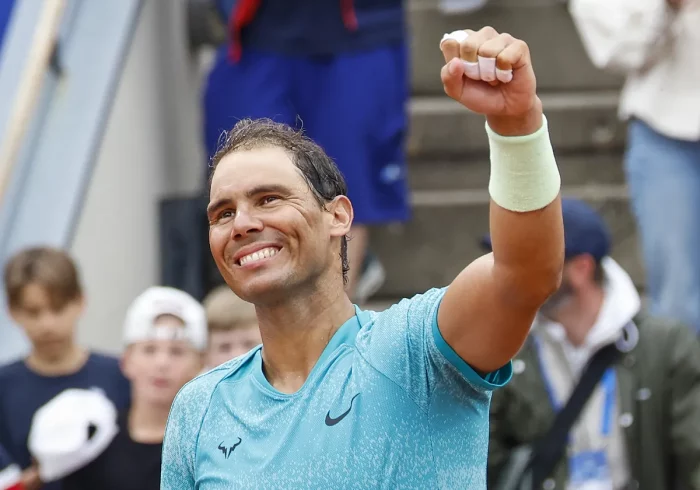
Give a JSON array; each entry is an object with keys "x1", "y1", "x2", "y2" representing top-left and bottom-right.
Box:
[{"x1": 239, "y1": 247, "x2": 279, "y2": 265}]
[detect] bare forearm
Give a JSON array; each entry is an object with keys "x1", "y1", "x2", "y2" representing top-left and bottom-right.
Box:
[{"x1": 489, "y1": 198, "x2": 564, "y2": 305}]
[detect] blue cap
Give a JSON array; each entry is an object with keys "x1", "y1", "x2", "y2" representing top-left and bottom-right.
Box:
[{"x1": 480, "y1": 198, "x2": 611, "y2": 262}]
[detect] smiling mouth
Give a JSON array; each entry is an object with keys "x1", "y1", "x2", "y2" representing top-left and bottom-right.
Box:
[{"x1": 238, "y1": 247, "x2": 280, "y2": 266}]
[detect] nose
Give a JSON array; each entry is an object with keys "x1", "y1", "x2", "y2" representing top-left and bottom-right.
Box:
[
  {"x1": 230, "y1": 208, "x2": 263, "y2": 240},
  {"x1": 153, "y1": 349, "x2": 171, "y2": 371}
]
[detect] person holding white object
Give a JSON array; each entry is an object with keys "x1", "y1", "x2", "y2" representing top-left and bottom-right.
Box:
[{"x1": 161, "y1": 26, "x2": 563, "y2": 489}]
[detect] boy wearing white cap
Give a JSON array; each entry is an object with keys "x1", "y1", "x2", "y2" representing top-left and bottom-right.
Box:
[{"x1": 60, "y1": 286, "x2": 205, "y2": 490}]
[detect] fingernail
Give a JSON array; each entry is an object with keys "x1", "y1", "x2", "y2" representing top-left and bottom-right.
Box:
[{"x1": 496, "y1": 68, "x2": 513, "y2": 83}]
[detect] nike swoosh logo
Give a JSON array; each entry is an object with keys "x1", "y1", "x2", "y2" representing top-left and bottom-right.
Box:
[{"x1": 325, "y1": 393, "x2": 360, "y2": 427}]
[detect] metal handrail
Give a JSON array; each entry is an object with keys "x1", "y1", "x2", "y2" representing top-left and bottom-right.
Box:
[{"x1": 0, "y1": 0, "x2": 66, "y2": 202}]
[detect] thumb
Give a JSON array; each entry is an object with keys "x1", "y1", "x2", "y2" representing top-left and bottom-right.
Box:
[{"x1": 440, "y1": 58, "x2": 465, "y2": 100}]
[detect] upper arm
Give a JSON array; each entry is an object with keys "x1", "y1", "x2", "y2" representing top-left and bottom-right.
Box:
[
  {"x1": 161, "y1": 380, "x2": 211, "y2": 490},
  {"x1": 666, "y1": 323, "x2": 700, "y2": 487},
  {"x1": 438, "y1": 200, "x2": 564, "y2": 373},
  {"x1": 360, "y1": 288, "x2": 512, "y2": 411}
]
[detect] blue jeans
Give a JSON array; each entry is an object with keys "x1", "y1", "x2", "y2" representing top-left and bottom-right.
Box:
[{"x1": 624, "y1": 119, "x2": 700, "y2": 334}]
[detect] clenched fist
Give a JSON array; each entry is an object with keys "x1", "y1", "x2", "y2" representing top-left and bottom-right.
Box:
[{"x1": 440, "y1": 27, "x2": 542, "y2": 136}]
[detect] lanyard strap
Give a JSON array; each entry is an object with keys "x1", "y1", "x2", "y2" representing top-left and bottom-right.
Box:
[{"x1": 533, "y1": 336, "x2": 616, "y2": 437}]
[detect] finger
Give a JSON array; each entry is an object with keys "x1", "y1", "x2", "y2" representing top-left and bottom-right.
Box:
[
  {"x1": 496, "y1": 38, "x2": 530, "y2": 78},
  {"x1": 439, "y1": 30, "x2": 469, "y2": 64},
  {"x1": 477, "y1": 34, "x2": 512, "y2": 82},
  {"x1": 440, "y1": 58, "x2": 466, "y2": 100},
  {"x1": 460, "y1": 26, "x2": 497, "y2": 80}
]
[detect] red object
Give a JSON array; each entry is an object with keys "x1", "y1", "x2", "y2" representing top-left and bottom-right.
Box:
[
  {"x1": 228, "y1": 0, "x2": 358, "y2": 62},
  {"x1": 227, "y1": 0, "x2": 262, "y2": 62},
  {"x1": 6, "y1": 483, "x2": 23, "y2": 490},
  {"x1": 340, "y1": 0, "x2": 358, "y2": 31}
]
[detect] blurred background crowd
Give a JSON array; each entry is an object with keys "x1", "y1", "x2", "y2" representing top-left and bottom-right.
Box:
[{"x1": 0, "y1": 0, "x2": 697, "y2": 489}]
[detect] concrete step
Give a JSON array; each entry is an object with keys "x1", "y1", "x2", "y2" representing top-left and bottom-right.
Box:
[
  {"x1": 408, "y1": 93, "x2": 625, "y2": 158},
  {"x1": 407, "y1": 152, "x2": 626, "y2": 192},
  {"x1": 370, "y1": 188, "x2": 643, "y2": 299},
  {"x1": 408, "y1": 0, "x2": 624, "y2": 95},
  {"x1": 372, "y1": 150, "x2": 641, "y2": 298}
]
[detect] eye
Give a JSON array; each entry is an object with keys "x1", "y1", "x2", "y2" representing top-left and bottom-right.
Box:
[
  {"x1": 170, "y1": 345, "x2": 186, "y2": 357},
  {"x1": 142, "y1": 343, "x2": 157, "y2": 355},
  {"x1": 260, "y1": 195, "x2": 280, "y2": 205},
  {"x1": 211, "y1": 209, "x2": 235, "y2": 225}
]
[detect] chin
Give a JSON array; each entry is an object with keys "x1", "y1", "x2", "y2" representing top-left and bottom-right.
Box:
[
  {"x1": 230, "y1": 271, "x2": 299, "y2": 305},
  {"x1": 145, "y1": 391, "x2": 178, "y2": 407}
]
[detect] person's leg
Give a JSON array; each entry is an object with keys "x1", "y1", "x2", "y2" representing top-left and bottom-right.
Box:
[
  {"x1": 202, "y1": 47, "x2": 296, "y2": 164},
  {"x1": 624, "y1": 119, "x2": 700, "y2": 334},
  {"x1": 295, "y1": 44, "x2": 410, "y2": 302}
]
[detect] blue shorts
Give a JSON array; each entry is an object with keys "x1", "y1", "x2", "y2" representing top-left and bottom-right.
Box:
[{"x1": 203, "y1": 45, "x2": 410, "y2": 225}]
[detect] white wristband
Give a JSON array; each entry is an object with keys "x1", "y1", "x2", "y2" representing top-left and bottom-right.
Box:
[{"x1": 486, "y1": 115, "x2": 561, "y2": 213}]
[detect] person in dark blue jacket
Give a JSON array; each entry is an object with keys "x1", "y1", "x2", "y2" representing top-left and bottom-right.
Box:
[{"x1": 203, "y1": 0, "x2": 409, "y2": 303}]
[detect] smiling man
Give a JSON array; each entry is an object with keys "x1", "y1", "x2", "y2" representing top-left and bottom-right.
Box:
[{"x1": 161, "y1": 26, "x2": 564, "y2": 489}]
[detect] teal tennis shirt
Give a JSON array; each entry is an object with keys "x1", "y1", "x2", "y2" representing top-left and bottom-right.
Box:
[{"x1": 161, "y1": 288, "x2": 512, "y2": 489}]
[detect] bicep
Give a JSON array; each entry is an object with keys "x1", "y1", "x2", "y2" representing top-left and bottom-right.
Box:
[{"x1": 438, "y1": 254, "x2": 540, "y2": 373}]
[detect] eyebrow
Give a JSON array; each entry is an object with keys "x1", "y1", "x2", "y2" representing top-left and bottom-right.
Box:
[{"x1": 207, "y1": 184, "x2": 294, "y2": 217}]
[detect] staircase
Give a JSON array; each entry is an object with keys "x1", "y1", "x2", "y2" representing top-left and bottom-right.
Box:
[{"x1": 370, "y1": 0, "x2": 644, "y2": 300}]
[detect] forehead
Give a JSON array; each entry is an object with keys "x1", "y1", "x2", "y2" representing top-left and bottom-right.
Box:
[
  {"x1": 18, "y1": 283, "x2": 56, "y2": 309},
  {"x1": 210, "y1": 146, "x2": 308, "y2": 198}
]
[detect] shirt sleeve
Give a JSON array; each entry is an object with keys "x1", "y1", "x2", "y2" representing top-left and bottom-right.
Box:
[
  {"x1": 161, "y1": 374, "x2": 222, "y2": 490},
  {"x1": 0, "y1": 443, "x2": 21, "y2": 490},
  {"x1": 358, "y1": 287, "x2": 513, "y2": 412}
]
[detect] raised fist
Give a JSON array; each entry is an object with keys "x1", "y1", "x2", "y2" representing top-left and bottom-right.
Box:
[{"x1": 439, "y1": 27, "x2": 539, "y2": 121}]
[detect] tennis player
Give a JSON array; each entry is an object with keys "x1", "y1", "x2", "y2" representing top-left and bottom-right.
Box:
[{"x1": 161, "y1": 26, "x2": 564, "y2": 489}]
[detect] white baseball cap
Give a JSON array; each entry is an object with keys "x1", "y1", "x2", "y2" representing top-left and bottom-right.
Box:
[
  {"x1": 123, "y1": 286, "x2": 207, "y2": 351},
  {"x1": 28, "y1": 388, "x2": 118, "y2": 482}
]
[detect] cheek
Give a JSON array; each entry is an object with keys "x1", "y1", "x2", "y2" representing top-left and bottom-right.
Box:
[
  {"x1": 209, "y1": 226, "x2": 230, "y2": 258},
  {"x1": 57, "y1": 306, "x2": 81, "y2": 332},
  {"x1": 125, "y1": 353, "x2": 155, "y2": 379},
  {"x1": 173, "y1": 358, "x2": 201, "y2": 381}
]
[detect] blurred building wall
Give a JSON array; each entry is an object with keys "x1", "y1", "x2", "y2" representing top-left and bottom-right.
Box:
[{"x1": 71, "y1": 0, "x2": 205, "y2": 354}]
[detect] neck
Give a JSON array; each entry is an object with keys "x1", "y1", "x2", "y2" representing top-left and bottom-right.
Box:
[
  {"x1": 128, "y1": 399, "x2": 171, "y2": 444},
  {"x1": 25, "y1": 342, "x2": 88, "y2": 376},
  {"x1": 257, "y1": 276, "x2": 355, "y2": 394},
  {"x1": 551, "y1": 286, "x2": 606, "y2": 347}
]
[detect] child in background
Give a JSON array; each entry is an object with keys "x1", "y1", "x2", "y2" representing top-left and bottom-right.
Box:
[
  {"x1": 203, "y1": 285, "x2": 261, "y2": 369},
  {"x1": 62, "y1": 286, "x2": 205, "y2": 490},
  {"x1": 0, "y1": 247, "x2": 130, "y2": 490}
]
